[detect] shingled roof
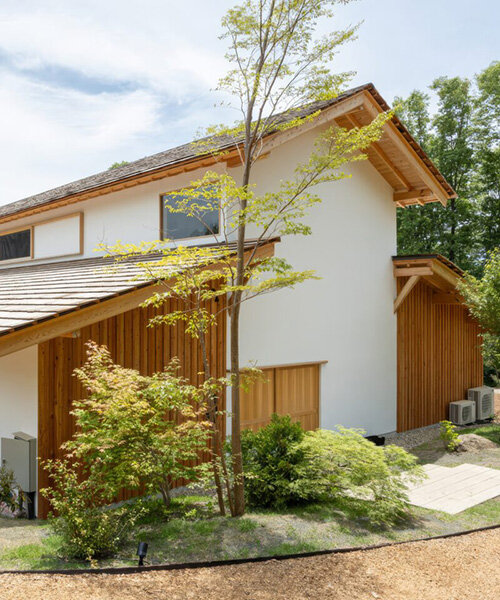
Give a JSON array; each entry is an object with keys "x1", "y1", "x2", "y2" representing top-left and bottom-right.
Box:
[
  {"x1": 0, "y1": 83, "x2": 455, "y2": 222},
  {"x1": 0, "y1": 239, "x2": 274, "y2": 337}
]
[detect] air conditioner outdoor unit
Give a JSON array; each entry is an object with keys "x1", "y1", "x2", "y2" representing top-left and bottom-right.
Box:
[
  {"x1": 449, "y1": 400, "x2": 476, "y2": 425},
  {"x1": 467, "y1": 386, "x2": 494, "y2": 421}
]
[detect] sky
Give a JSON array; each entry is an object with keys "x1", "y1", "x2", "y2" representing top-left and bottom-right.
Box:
[{"x1": 0, "y1": 0, "x2": 498, "y2": 207}]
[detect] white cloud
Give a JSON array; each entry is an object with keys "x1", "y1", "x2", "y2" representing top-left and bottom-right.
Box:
[{"x1": 0, "y1": 0, "x2": 497, "y2": 206}]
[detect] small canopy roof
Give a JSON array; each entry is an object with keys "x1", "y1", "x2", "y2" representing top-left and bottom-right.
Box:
[{"x1": 392, "y1": 254, "x2": 465, "y2": 313}]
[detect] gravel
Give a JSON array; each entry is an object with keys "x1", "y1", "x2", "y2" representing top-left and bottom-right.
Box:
[
  {"x1": 0, "y1": 528, "x2": 498, "y2": 599},
  {"x1": 385, "y1": 424, "x2": 442, "y2": 449}
]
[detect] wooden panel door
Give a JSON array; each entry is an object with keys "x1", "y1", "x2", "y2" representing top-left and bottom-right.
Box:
[
  {"x1": 240, "y1": 363, "x2": 320, "y2": 431},
  {"x1": 276, "y1": 364, "x2": 319, "y2": 430}
]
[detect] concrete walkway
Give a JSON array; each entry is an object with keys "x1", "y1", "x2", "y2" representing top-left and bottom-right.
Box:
[{"x1": 407, "y1": 463, "x2": 500, "y2": 514}]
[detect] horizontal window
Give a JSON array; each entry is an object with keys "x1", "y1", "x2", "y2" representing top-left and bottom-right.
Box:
[
  {"x1": 0, "y1": 228, "x2": 32, "y2": 262},
  {"x1": 161, "y1": 189, "x2": 219, "y2": 241}
]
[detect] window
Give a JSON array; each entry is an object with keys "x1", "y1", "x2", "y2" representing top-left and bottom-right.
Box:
[
  {"x1": 161, "y1": 189, "x2": 219, "y2": 240},
  {"x1": 0, "y1": 228, "x2": 32, "y2": 262}
]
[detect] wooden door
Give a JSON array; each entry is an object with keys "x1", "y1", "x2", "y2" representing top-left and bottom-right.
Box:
[{"x1": 241, "y1": 363, "x2": 320, "y2": 431}]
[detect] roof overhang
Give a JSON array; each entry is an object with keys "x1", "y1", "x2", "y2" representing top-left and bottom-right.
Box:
[
  {"x1": 0, "y1": 239, "x2": 276, "y2": 358},
  {"x1": 392, "y1": 255, "x2": 465, "y2": 313},
  {"x1": 0, "y1": 84, "x2": 455, "y2": 226}
]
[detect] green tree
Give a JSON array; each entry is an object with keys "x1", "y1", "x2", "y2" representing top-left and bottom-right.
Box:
[
  {"x1": 458, "y1": 249, "x2": 500, "y2": 384},
  {"x1": 475, "y1": 62, "x2": 500, "y2": 261},
  {"x1": 396, "y1": 77, "x2": 479, "y2": 272},
  {"x1": 108, "y1": 161, "x2": 130, "y2": 169},
  {"x1": 107, "y1": 0, "x2": 389, "y2": 516}
]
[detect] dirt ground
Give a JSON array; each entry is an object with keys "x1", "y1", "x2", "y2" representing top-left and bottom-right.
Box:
[{"x1": 0, "y1": 528, "x2": 497, "y2": 600}]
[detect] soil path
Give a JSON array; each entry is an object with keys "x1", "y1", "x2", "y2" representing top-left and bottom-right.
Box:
[{"x1": 0, "y1": 529, "x2": 498, "y2": 599}]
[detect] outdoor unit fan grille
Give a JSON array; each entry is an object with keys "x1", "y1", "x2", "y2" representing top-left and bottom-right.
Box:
[
  {"x1": 449, "y1": 400, "x2": 476, "y2": 425},
  {"x1": 467, "y1": 387, "x2": 494, "y2": 420}
]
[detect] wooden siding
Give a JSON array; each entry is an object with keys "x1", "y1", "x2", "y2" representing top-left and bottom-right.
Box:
[
  {"x1": 38, "y1": 296, "x2": 225, "y2": 518},
  {"x1": 241, "y1": 363, "x2": 320, "y2": 432},
  {"x1": 397, "y1": 278, "x2": 483, "y2": 432}
]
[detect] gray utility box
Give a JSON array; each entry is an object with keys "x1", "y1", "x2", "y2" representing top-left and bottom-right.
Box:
[{"x1": 1, "y1": 432, "x2": 37, "y2": 493}]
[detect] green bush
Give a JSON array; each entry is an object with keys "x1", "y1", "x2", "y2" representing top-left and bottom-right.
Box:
[
  {"x1": 439, "y1": 420, "x2": 460, "y2": 451},
  {"x1": 240, "y1": 414, "x2": 305, "y2": 508},
  {"x1": 0, "y1": 465, "x2": 24, "y2": 515},
  {"x1": 42, "y1": 460, "x2": 138, "y2": 562},
  {"x1": 241, "y1": 417, "x2": 423, "y2": 525},
  {"x1": 295, "y1": 428, "x2": 424, "y2": 525},
  {"x1": 68, "y1": 342, "x2": 213, "y2": 506}
]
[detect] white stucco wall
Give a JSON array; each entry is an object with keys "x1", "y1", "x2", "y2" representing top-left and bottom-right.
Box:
[
  {"x1": 0, "y1": 163, "x2": 228, "y2": 266},
  {"x1": 0, "y1": 123, "x2": 397, "y2": 436},
  {"x1": 235, "y1": 128, "x2": 398, "y2": 435},
  {"x1": 0, "y1": 346, "x2": 38, "y2": 460}
]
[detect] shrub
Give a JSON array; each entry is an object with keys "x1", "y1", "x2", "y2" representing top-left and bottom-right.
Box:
[
  {"x1": 42, "y1": 460, "x2": 138, "y2": 562},
  {"x1": 240, "y1": 414, "x2": 305, "y2": 508},
  {"x1": 295, "y1": 428, "x2": 423, "y2": 525},
  {"x1": 68, "y1": 342, "x2": 214, "y2": 505},
  {"x1": 240, "y1": 417, "x2": 423, "y2": 525},
  {"x1": 439, "y1": 420, "x2": 460, "y2": 451},
  {"x1": 0, "y1": 465, "x2": 24, "y2": 515}
]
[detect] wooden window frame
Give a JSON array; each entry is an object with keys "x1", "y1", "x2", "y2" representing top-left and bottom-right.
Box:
[
  {"x1": 0, "y1": 224, "x2": 34, "y2": 264},
  {"x1": 0, "y1": 212, "x2": 84, "y2": 266},
  {"x1": 159, "y1": 188, "x2": 222, "y2": 243}
]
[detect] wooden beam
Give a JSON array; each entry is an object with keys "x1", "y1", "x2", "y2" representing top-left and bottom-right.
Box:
[
  {"x1": 362, "y1": 92, "x2": 451, "y2": 206},
  {"x1": 394, "y1": 266, "x2": 433, "y2": 278},
  {"x1": 394, "y1": 275, "x2": 420, "y2": 312},
  {"x1": 394, "y1": 189, "x2": 435, "y2": 204}
]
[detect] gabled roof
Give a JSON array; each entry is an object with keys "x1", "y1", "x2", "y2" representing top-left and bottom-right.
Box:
[{"x1": 0, "y1": 84, "x2": 456, "y2": 225}]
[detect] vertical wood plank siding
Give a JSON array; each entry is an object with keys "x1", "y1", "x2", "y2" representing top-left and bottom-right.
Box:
[
  {"x1": 38, "y1": 295, "x2": 226, "y2": 518},
  {"x1": 240, "y1": 364, "x2": 320, "y2": 432},
  {"x1": 397, "y1": 278, "x2": 483, "y2": 432}
]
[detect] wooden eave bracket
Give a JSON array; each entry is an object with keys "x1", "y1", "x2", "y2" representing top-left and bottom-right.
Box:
[
  {"x1": 394, "y1": 275, "x2": 420, "y2": 313},
  {"x1": 393, "y1": 258, "x2": 461, "y2": 311}
]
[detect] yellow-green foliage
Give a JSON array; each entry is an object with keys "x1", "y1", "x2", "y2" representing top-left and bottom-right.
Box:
[
  {"x1": 439, "y1": 420, "x2": 460, "y2": 452},
  {"x1": 42, "y1": 460, "x2": 138, "y2": 562},
  {"x1": 66, "y1": 342, "x2": 216, "y2": 505}
]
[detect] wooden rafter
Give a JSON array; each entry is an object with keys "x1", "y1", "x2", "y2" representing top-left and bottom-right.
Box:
[
  {"x1": 362, "y1": 92, "x2": 450, "y2": 206},
  {"x1": 343, "y1": 113, "x2": 412, "y2": 192},
  {"x1": 394, "y1": 275, "x2": 420, "y2": 312},
  {"x1": 394, "y1": 189, "x2": 436, "y2": 205}
]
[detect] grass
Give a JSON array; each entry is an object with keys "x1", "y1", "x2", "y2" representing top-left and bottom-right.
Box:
[
  {"x1": 1, "y1": 424, "x2": 499, "y2": 571},
  {"x1": 459, "y1": 424, "x2": 500, "y2": 445}
]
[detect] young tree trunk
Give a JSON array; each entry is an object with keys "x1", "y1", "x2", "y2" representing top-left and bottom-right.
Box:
[
  {"x1": 160, "y1": 481, "x2": 171, "y2": 507},
  {"x1": 199, "y1": 324, "x2": 226, "y2": 516},
  {"x1": 230, "y1": 291, "x2": 245, "y2": 516}
]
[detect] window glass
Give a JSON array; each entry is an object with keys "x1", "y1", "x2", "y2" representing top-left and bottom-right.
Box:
[
  {"x1": 0, "y1": 229, "x2": 31, "y2": 262},
  {"x1": 161, "y1": 190, "x2": 219, "y2": 240}
]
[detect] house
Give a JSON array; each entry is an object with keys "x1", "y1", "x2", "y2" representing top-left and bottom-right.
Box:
[{"x1": 0, "y1": 83, "x2": 482, "y2": 517}]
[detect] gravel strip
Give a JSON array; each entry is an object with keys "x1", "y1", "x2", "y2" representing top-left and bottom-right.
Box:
[
  {"x1": 385, "y1": 424, "x2": 442, "y2": 449},
  {"x1": 0, "y1": 528, "x2": 497, "y2": 599}
]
